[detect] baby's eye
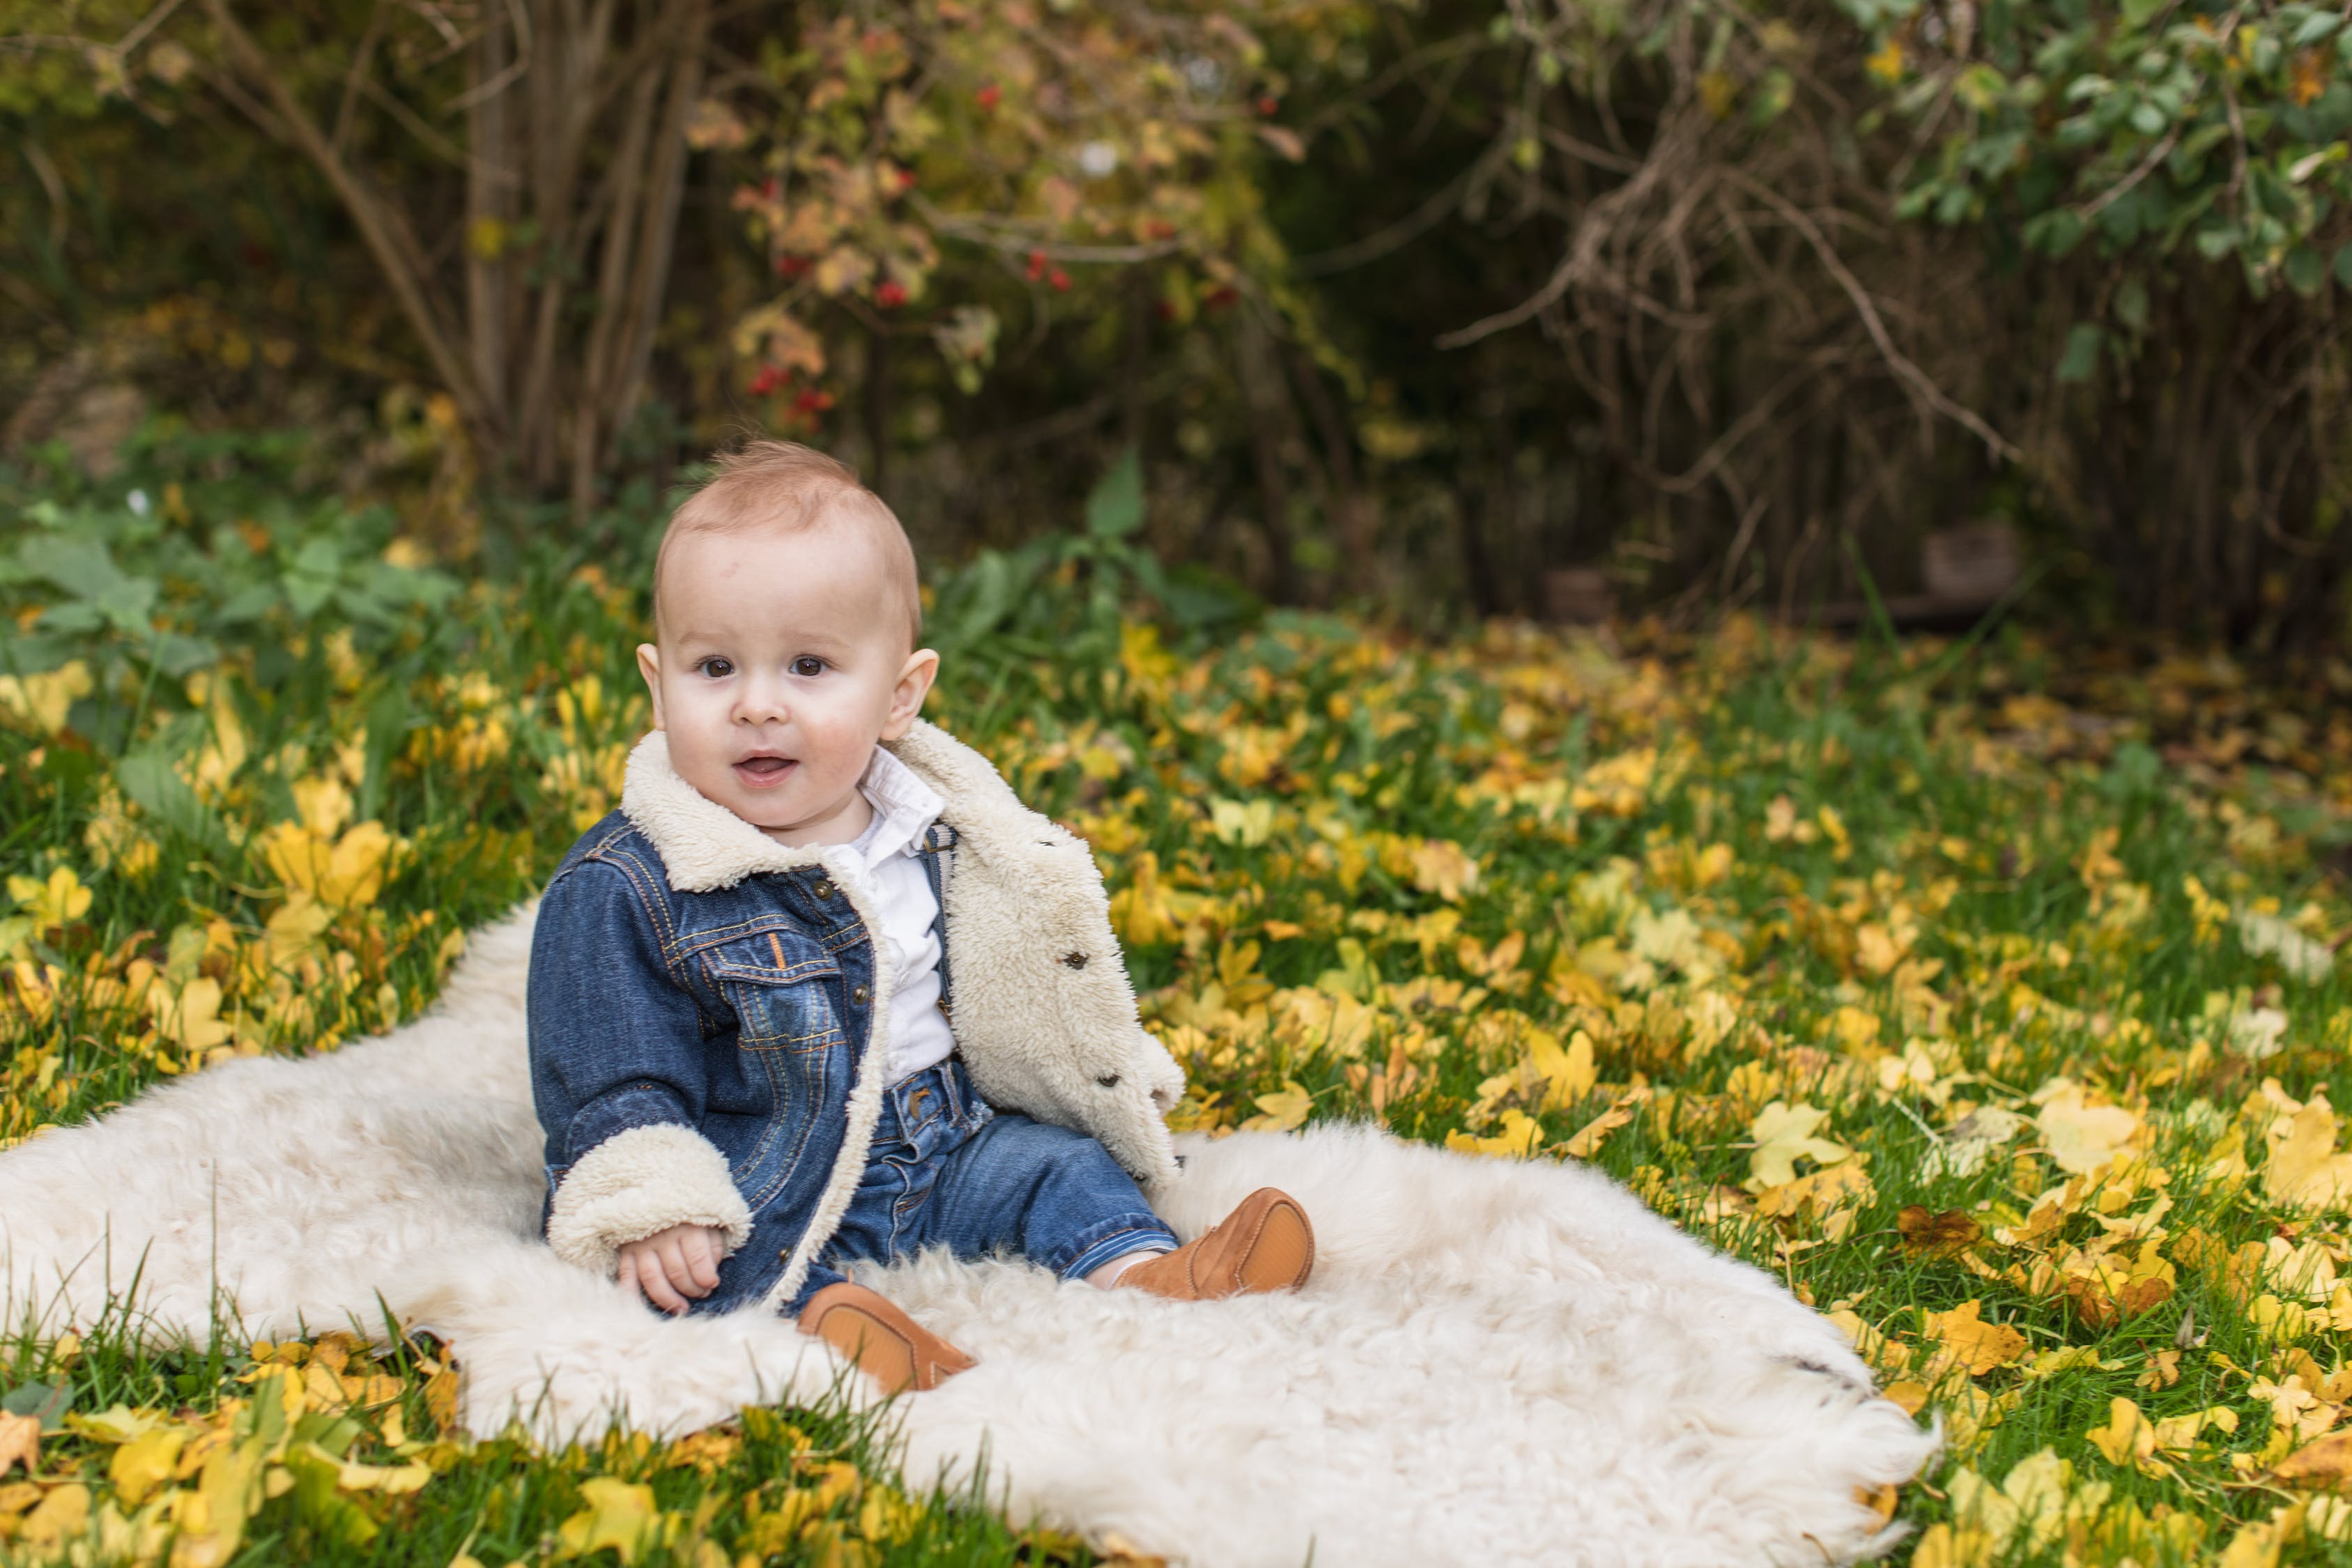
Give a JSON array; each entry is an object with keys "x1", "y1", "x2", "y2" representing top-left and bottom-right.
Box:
[
  {"x1": 694, "y1": 656, "x2": 735, "y2": 679},
  {"x1": 790, "y1": 656, "x2": 827, "y2": 678}
]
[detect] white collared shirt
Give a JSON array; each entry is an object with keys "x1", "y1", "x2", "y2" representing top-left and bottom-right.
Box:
[{"x1": 842, "y1": 746, "x2": 958, "y2": 1087}]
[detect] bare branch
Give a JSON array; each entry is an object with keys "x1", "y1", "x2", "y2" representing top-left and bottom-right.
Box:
[
  {"x1": 1727, "y1": 169, "x2": 2019, "y2": 463},
  {"x1": 200, "y1": 0, "x2": 486, "y2": 433}
]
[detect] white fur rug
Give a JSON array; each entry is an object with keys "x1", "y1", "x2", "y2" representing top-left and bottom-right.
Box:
[{"x1": 0, "y1": 905, "x2": 1934, "y2": 1566}]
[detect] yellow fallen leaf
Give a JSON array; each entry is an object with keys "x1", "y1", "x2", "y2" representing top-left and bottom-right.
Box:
[
  {"x1": 8, "y1": 865, "x2": 92, "y2": 928},
  {"x1": 2265, "y1": 1093, "x2": 2352, "y2": 1213},
  {"x1": 1408, "y1": 839, "x2": 1479, "y2": 901},
  {"x1": 1898, "y1": 1206, "x2": 1984, "y2": 1259},
  {"x1": 1528, "y1": 1029, "x2": 1596, "y2": 1111},
  {"x1": 1445, "y1": 1109, "x2": 1544, "y2": 1160},
  {"x1": 1239, "y1": 1080, "x2": 1314, "y2": 1134},
  {"x1": 68, "y1": 1404, "x2": 169, "y2": 1444},
  {"x1": 0, "y1": 659, "x2": 92, "y2": 735},
  {"x1": 1745, "y1": 1101, "x2": 1850, "y2": 1191},
  {"x1": 559, "y1": 1476, "x2": 672, "y2": 1565},
  {"x1": 110, "y1": 1425, "x2": 185, "y2": 1505},
  {"x1": 2270, "y1": 1429, "x2": 2352, "y2": 1489},
  {"x1": 1560, "y1": 1099, "x2": 1636, "y2": 1160},
  {"x1": 0, "y1": 1411, "x2": 38, "y2": 1475},
  {"x1": 2086, "y1": 1397, "x2": 2158, "y2": 1468},
  {"x1": 1923, "y1": 1300, "x2": 2029, "y2": 1376},
  {"x1": 19, "y1": 1482, "x2": 89, "y2": 1547},
  {"x1": 291, "y1": 774, "x2": 355, "y2": 840},
  {"x1": 2034, "y1": 1083, "x2": 2142, "y2": 1175},
  {"x1": 310, "y1": 1444, "x2": 431, "y2": 1495}
]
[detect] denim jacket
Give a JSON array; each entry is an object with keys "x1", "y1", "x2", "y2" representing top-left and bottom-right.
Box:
[{"x1": 528, "y1": 722, "x2": 1185, "y2": 1313}]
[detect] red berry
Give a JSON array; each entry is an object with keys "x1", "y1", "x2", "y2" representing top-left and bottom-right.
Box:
[
  {"x1": 774, "y1": 253, "x2": 810, "y2": 277},
  {"x1": 894, "y1": 167, "x2": 918, "y2": 194},
  {"x1": 1257, "y1": 95, "x2": 1278, "y2": 116},
  {"x1": 1025, "y1": 249, "x2": 1049, "y2": 282},
  {"x1": 794, "y1": 389, "x2": 836, "y2": 413},
  {"x1": 1204, "y1": 283, "x2": 1238, "y2": 309},
  {"x1": 749, "y1": 365, "x2": 788, "y2": 397},
  {"x1": 1153, "y1": 299, "x2": 1176, "y2": 321},
  {"x1": 1048, "y1": 268, "x2": 1071, "y2": 292},
  {"x1": 976, "y1": 83, "x2": 1001, "y2": 110},
  {"x1": 876, "y1": 279, "x2": 909, "y2": 308}
]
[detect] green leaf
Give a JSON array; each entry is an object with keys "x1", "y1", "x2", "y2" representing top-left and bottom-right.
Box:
[
  {"x1": 2115, "y1": 277, "x2": 2151, "y2": 333},
  {"x1": 16, "y1": 535, "x2": 130, "y2": 603},
  {"x1": 1084, "y1": 446, "x2": 1146, "y2": 540},
  {"x1": 2, "y1": 1381, "x2": 72, "y2": 1434},
  {"x1": 2335, "y1": 240, "x2": 2352, "y2": 288},
  {"x1": 117, "y1": 748, "x2": 238, "y2": 861},
  {"x1": 2293, "y1": 11, "x2": 2343, "y2": 45},
  {"x1": 2286, "y1": 245, "x2": 2326, "y2": 296},
  {"x1": 2057, "y1": 322, "x2": 2105, "y2": 383}
]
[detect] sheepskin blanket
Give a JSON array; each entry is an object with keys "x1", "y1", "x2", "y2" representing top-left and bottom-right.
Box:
[{"x1": 0, "y1": 905, "x2": 1935, "y2": 1566}]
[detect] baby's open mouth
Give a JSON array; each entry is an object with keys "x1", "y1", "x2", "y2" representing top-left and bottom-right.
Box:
[{"x1": 734, "y1": 755, "x2": 797, "y2": 785}]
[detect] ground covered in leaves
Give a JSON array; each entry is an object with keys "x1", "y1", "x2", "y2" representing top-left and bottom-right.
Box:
[{"x1": 8, "y1": 453, "x2": 2352, "y2": 1565}]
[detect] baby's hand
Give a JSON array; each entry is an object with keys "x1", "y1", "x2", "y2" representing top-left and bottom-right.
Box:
[{"x1": 616, "y1": 1223, "x2": 726, "y2": 1314}]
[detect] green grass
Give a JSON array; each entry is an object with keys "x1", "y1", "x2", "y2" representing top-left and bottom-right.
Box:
[{"x1": 6, "y1": 435, "x2": 2352, "y2": 1564}]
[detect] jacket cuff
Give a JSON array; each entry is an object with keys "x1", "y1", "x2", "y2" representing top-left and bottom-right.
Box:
[{"x1": 545, "y1": 1123, "x2": 755, "y2": 1277}]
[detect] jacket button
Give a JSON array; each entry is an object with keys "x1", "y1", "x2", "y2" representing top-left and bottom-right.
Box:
[
  {"x1": 813, "y1": 879, "x2": 836, "y2": 900},
  {"x1": 852, "y1": 984, "x2": 872, "y2": 1006}
]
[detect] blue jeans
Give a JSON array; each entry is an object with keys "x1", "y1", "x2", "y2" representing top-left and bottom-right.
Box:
[{"x1": 781, "y1": 1057, "x2": 1176, "y2": 1316}]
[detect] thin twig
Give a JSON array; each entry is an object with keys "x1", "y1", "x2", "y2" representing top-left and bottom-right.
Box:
[{"x1": 1729, "y1": 169, "x2": 2020, "y2": 462}]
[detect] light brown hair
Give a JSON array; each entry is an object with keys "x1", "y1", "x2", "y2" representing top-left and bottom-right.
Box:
[{"x1": 652, "y1": 440, "x2": 921, "y2": 648}]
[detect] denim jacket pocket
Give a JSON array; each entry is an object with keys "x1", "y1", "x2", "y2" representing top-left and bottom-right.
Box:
[
  {"x1": 702, "y1": 936, "x2": 850, "y2": 1212},
  {"x1": 707, "y1": 933, "x2": 844, "y2": 1050}
]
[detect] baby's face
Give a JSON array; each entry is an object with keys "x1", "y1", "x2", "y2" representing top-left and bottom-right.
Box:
[{"x1": 638, "y1": 512, "x2": 936, "y2": 847}]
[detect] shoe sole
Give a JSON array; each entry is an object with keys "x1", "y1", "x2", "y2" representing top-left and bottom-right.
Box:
[{"x1": 1236, "y1": 1193, "x2": 1314, "y2": 1293}]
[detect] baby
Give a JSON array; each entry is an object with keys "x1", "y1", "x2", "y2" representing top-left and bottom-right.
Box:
[{"x1": 527, "y1": 441, "x2": 1314, "y2": 1392}]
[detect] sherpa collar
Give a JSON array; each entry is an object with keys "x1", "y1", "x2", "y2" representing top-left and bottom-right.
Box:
[{"x1": 619, "y1": 726, "x2": 955, "y2": 893}]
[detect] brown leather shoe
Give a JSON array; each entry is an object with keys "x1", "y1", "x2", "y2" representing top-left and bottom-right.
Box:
[
  {"x1": 797, "y1": 1282, "x2": 974, "y2": 1394},
  {"x1": 1119, "y1": 1187, "x2": 1314, "y2": 1301}
]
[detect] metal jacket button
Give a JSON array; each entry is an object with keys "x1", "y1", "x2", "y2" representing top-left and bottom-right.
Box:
[
  {"x1": 812, "y1": 878, "x2": 836, "y2": 900},
  {"x1": 852, "y1": 984, "x2": 871, "y2": 1006}
]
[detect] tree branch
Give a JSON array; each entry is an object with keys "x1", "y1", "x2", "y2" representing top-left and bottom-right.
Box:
[{"x1": 200, "y1": 0, "x2": 487, "y2": 436}]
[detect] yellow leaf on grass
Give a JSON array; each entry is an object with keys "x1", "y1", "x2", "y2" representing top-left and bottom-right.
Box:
[
  {"x1": 2034, "y1": 1083, "x2": 2143, "y2": 1175},
  {"x1": 0, "y1": 659, "x2": 92, "y2": 735},
  {"x1": 2270, "y1": 1429, "x2": 2352, "y2": 1489},
  {"x1": 19, "y1": 1482, "x2": 89, "y2": 1547},
  {"x1": 2265, "y1": 1093, "x2": 2352, "y2": 1213},
  {"x1": 1446, "y1": 1109, "x2": 1544, "y2": 1160},
  {"x1": 1239, "y1": 1080, "x2": 1314, "y2": 1134},
  {"x1": 259, "y1": 820, "x2": 393, "y2": 911},
  {"x1": 1408, "y1": 839, "x2": 1479, "y2": 902},
  {"x1": 0, "y1": 1411, "x2": 38, "y2": 1475},
  {"x1": 2086, "y1": 1397, "x2": 2158, "y2": 1469},
  {"x1": 8, "y1": 865, "x2": 93, "y2": 928},
  {"x1": 1923, "y1": 1300, "x2": 2029, "y2": 1376},
  {"x1": 110, "y1": 1425, "x2": 185, "y2": 1505},
  {"x1": 1898, "y1": 1206, "x2": 1984, "y2": 1259},
  {"x1": 1528, "y1": 1029, "x2": 1597, "y2": 1112},
  {"x1": 1745, "y1": 1101, "x2": 1850, "y2": 1191},
  {"x1": 559, "y1": 1477, "x2": 672, "y2": 1564},
  {"x1": 1561, "y1": 1100, "x2": 1637, "y2": 1160}
]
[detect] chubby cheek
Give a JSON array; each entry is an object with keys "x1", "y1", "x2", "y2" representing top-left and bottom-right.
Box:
[
  {"x1": 791, "y1": 700, "x2": 884, "y2": 790},
  {"x1": 658, "y1": 680, "x2": 741, "y2": 799}
]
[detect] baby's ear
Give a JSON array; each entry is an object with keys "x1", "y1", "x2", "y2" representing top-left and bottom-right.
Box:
[
  {"x1": 636, "y1": 643, "x2": 666, "y2": 729},
  {"x1": 883, "y1": 647, "x2": 940, "y2": 738}
]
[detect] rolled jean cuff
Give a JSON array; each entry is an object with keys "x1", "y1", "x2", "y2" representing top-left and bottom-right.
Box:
[{"x1": 1054, "y1": 1213, "x2": 1180, "y2": 1281}]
